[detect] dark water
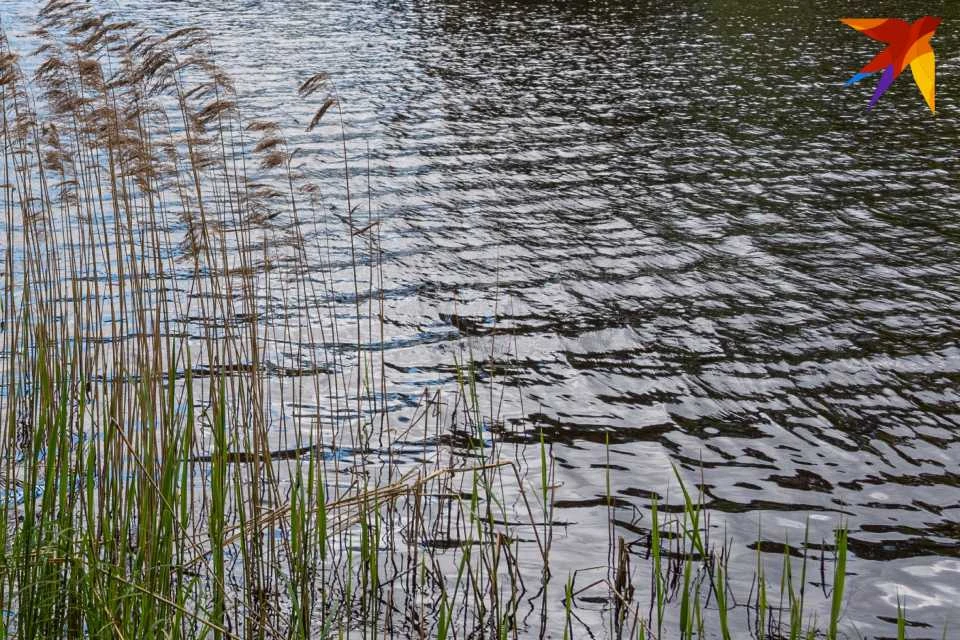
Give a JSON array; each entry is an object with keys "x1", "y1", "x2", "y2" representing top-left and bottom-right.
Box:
[{"x1": 7, "y1": 0, "x2": 960, "y2": 635}]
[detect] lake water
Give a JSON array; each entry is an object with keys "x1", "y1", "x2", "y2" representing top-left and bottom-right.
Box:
[{"x1": 4, "y1": 0, "x2": 960, "y2": 636}]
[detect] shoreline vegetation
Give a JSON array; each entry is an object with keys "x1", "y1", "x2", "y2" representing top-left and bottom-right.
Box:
[{"x1": 0, "y1": 1, "x2": 920, "y2": 638}]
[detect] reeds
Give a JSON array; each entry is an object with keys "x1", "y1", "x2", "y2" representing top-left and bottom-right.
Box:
[{"x1": 0, "y1": 2, "x2": 882, "y2": 638}]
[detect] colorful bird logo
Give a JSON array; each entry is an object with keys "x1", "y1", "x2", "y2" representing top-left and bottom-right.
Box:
[{"x1": 841, "y1": 17, "x2": 940, "y2": 113}]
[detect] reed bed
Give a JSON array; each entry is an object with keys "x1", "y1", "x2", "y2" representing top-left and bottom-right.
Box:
[{"x1": 0, "y1": 2, "x2": 865, "y2": 638}]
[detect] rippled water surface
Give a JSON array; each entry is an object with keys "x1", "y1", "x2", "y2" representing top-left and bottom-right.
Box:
[{"x1": 6, "y1": 0, "x2": 960, "y2": 635}]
